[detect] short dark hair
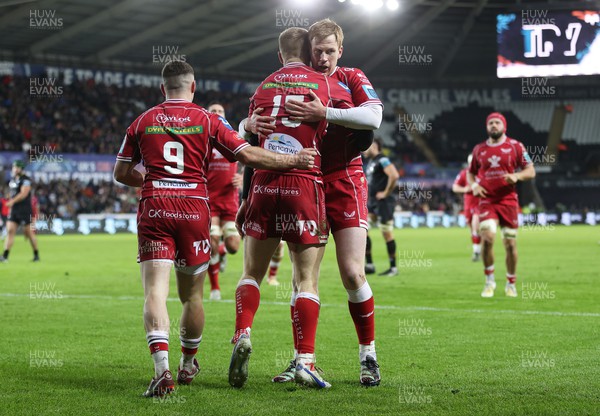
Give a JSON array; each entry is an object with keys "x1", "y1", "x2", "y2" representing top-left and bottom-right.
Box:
[{"x1": 161, "y1": 61, "x2": 194, "y2": 91}]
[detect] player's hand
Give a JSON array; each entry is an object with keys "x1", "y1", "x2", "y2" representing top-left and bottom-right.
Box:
[
  {"x1": 375, "y1": 191, "x2": 387, "y2": 200},
  {"x1": 235, "y1": 200, "x2": 247, "y2": 238},
  {"x1": 232, "y1": 173, "x2": 243, "y2": 189},
  {"x1": 6, "y1": 200, "x2": 13, "y2": 208},
  {"x1": 504, "y1": 173, "x2": 519, "y2": 185},
  {"x1": 472, "y1": 183, "x2": 488, "y2": 197},
  {"x1": 286, "y1": 91, "x2": 326, "y2": 122},
  {"x1": 294, "y1": 148, "x2": 317, "y2": 170},
  {"x1": 246, "y1": 108, "x2": 275, "y2": 137}
]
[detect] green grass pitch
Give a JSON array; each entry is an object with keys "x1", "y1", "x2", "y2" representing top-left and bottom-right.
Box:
[{"x1": 0, "y1": 226, "x2": 598, "y2": 415}]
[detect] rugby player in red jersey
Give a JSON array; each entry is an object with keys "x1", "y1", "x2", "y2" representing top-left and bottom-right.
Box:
[
  {"x1": 206, "y1": 102, "x2": 243, "y2": 301},
  {"x1": 468, "y1": 112, "x2": 535, "y2": 298},
  {"x1": 453, "y1": 154, "x2": 482, "y2": 261},
  {"x1": 113, "y1": 61, "x2": 315, "y2": 398},
  {"x1": 229, "y1": 27, "x2": 354, "y2": 389},
  {"x1": 246, "y1": 19, "x2": 383, "y2": 387}
]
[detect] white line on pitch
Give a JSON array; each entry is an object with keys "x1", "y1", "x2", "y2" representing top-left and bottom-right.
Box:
[{"x1": 2, "y1": 292, "x2": 599, "y2": 318}]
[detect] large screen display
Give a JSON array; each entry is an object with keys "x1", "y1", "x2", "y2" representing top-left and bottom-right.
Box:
[{"x1": 497, "y1": 10, "x2": 600, "y2": 77}]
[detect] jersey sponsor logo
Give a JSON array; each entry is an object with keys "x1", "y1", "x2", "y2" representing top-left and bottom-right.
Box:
[
  {"x1": 253, "y1": 185, "x2": 301, "y2": 197},
  {"x1": 145, "y1": 125, "x2": 203, "y2": 135},
  {"x1": 156, "y1": 114, "x2": 191, "y2": 124},
  {"x1": 139, "y1": 240, "x2": 169, "y2": 254},
  {"x1": 342, "y1": 67, "x2": 355, "y2": 72},
  {"x1": 218, "y1": 116, "x2": 233, "y2": 130},
  {"x1": 337, "y1": 81, "x2": 351, "y2": 93},
  {"x1": 152, "y1": 180, "x2": 198, "y2": 189},
  {"x1": 264, "y1": 133, "x2": 304, "y2": 155},
  {"x1": 488, "y1": 155, "x2": 501, "y2": 168},
  {"x1": 501, "y1": 148, "x2": 512, "y2": 153},
  {"x1": 244, "y1": 220, "x2": 264, "y2": 234},
  {"x1": 262, "y1": 81, "x2": 319, "y2": 90},
  {"x1": 362, "y1": 85, "x2": 379, "y2": 100},
  {"x1": 344, "y1": 211, "x2": 356, "y2": 218},
  {"x1": 274, "y1": 73, "x2": 308, "y2": 82},
  {"x1": 148, "y1": 209, "x2": 201, "y2": 221}
]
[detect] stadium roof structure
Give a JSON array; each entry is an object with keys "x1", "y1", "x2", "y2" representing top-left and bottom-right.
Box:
[{"x1": 1, "y1": 0, "x2": 598, "y2": 87}]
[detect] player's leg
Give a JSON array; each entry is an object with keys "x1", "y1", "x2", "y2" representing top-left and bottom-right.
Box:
[
  {"x1": 377, "y1": 198, "x2": 398, "y2": 276},
  {"x1": 272, "y1": 244, "x2": 297, "y2": 383},
  {"x1": 175, "y1": 267, "x2": 206, "y2": 384},
  {"x1": 479, "y1": 211, "x2": 499, "y2": 297},
  {"x1": 365, "y1": 212, "x2": 376, "y2": 274},
  {"x1": 470, "y1": 211, "x2": 482, "y2": 261},
  {"x1": 267, "y1": 241, "x2": 285, "y2": 285},
  {"x1": 500, "y1": 205, "x2": 519, "y2": 297},
  {"x1": 229, "y1": 236, "x2": 280, "y2": 388},
  {"x1": 287, "y1": 242, "x2": 330, "y2": 388},
  {"x1": 23, "y1": 223, "x2": 40, "y2": 261},
  {"x1": 333, "y1": 227, "x2": 380, "y2": 386},
  {"x1": 220, "y1": 220, "x2": 240, "y2": 273},
  {"x1": 141, "y1": 260, "x2": 175, "y2": 397},
  {"x1": 208, "y1": 216, "x2": 222, "y2": 300},
  {"x1": 1, "y1": 221, "x2": 18, "y2": 261}
]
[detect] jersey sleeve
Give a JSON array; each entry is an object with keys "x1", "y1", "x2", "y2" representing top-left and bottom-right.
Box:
[
  {"x1": 468, "y1": 148, "x2": 480, "y2": 175},
  {"x1": 209, "y1": 114, "x2": 250, "y2": 163},
  {"x1": 21, "y1": 177, "x2": 32, "y2": 187},
  {"x1": 517, "y1": 141, "x2": 533, "y2": 169},
  {"x1": 344, "y1": 68, "x2": 383, "y2": 108},
  {"x1": 116, "y1": 123, "x2": 141, "y2": 163},
  {"x1": 378, "y1": 156, "x2": 392, "y2": 169},
  {"x1": 454, "y1": 170, "x2": 467, "y2": 187}
]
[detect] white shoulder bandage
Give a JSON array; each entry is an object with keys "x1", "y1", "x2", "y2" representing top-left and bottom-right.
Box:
[{"x1": 325, "y1": 105, "x2": 382, "y2": 130}]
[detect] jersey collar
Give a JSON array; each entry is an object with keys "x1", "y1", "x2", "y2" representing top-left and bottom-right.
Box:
[{"x1": 486, "y1": 136, "x2": 507, "y2": 147}]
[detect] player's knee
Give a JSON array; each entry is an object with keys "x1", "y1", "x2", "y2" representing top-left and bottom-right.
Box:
[
  {"x1": 222, "y1": 222, "x2": 239, "y2": 247},
  {"x1": 501, "y1": 227, "x2": 517, "y2": 240},
  {"x1": 479, "y1": 219, "x2": 497, "y2": 235},
  {"x1": 210, "y1": 224, "x2": 222, "y2": 238},
  {"x1": 380, "y1": 221, "x2": 394, "y2": 233}
]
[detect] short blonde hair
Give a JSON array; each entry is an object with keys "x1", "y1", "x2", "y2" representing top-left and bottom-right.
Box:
[
  {"x1": 278, "y1": 27, "x2": 310, "y2": 63},
  {"x1": 308, "y1": 18, "x2": 344, "y2": 48}
]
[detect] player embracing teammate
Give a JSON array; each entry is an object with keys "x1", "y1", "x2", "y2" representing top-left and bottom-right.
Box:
[
  {"x1": 114, "y1": 61, "x2": 315, "y2": 398},
  {"x1": 242, "y1": 19, "x2": 383, "y2": 387},
  {"x1": 468, "y1": 113, "x2": 536, "y2": 298}
]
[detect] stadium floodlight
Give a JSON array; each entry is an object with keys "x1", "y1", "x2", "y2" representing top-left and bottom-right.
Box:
[
  {"x1": 338, "y1": 0, "x2": 346, "y2": 2},
  {"x1": 364, "y1": 0, "x2": 384, "y2": 11},
  {"x1": 386, "y1": 0, "x2": 399, "y2": 11}
]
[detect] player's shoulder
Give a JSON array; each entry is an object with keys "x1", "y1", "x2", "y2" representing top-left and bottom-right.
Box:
[
  {"x1": 20, "y1": 174, "x2": 32, "y2": 183},
  {"x1": 336, "y1": 66, "x2": 372, "y2": 84},
  {"x1": 507, "y1": 136, "x2": 525, "y2": 147}
]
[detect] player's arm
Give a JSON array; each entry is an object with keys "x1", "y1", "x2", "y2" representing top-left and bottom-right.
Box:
[
  {"x1": 505, "y1": 163, "x2": 536, "y2": 185},
  {"x1": 114, "y1": 160, "x2": 144, "y2": 187},
  {"x1": 467, "y1": 171, "x2": 487, "y2": 198},
  {"x1": 285, "y1": 90, "x2": 382, "y2": 130},
  {"x1": 236, "y1": 146, "x2": 315, "y2": 171},
  {"x1": 452, "y1": 183, "x2": 469, "y2": 194},
  {"x1": 452, "y1": 172, "x2": 469, "y2": 194},
  {"x1": 376, "y1": 162, "x2": 400, "y2": 200},
  {"x1": 6, "y1": 185, "x2": 31, "y2": 207},
  {"x1": 240, "y1": 108, "x2": 276, "y2": 139}
]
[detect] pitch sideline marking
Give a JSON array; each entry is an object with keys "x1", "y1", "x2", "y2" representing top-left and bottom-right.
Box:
[{"x1": 2, "y1": 292, "x2": 599, "y2": 318}]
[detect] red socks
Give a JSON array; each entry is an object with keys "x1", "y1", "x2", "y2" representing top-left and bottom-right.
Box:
[
  {"x1": 347, "y1": 282, "x2": 375, "y2": 345},
  {"x1": 234, "y1": 279, "x2": 261, "y2": 333},
  {"x1": 294, "y1": 293, "x2": 320, "y2": 355}
]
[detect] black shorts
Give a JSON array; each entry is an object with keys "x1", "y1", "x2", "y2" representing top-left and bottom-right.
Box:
[
  {"x1": 368, "y1": 197, "x2": 395, "y2": 223},
  {"x1": 8, "y1": 209, "x2": 32, "y2": 226}
]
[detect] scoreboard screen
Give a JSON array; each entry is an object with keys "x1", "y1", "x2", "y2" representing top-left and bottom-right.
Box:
[{"x1": 497, "y1": 10, "x2": 600, "y2": 78}]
